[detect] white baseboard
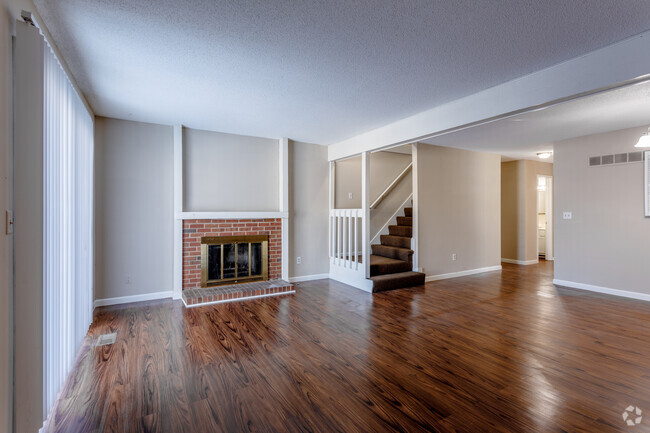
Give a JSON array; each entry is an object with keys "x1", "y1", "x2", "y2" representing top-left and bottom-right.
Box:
[
  {"x1": 94, "y1": 290, "x2": 174, "y2": 308},
  {"x1": 552, "y1": 279, "x2": 650, "y2": 302},
  {"x1": 425, "y1": 265, "x2": 502, "y2": 282},
  {"x1": 289, "y1": 273, "x2": 329, "y2": 283},
  {"x1": 501, "y1": 258, "x2": 539, "y2": 265}
]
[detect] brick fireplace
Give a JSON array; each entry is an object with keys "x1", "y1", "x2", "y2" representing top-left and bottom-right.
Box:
[{"x1": 182, "y1": 218, "x2": 282, "y2": 290}]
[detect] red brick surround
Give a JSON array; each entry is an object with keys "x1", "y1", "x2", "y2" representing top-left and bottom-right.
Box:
[{"x1": 182, "y1": 219, "x2": 282, "y2": 290}]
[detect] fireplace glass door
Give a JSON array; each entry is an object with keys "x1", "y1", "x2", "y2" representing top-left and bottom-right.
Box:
[{"x1": 201, "y1": 235, "x2": 268, "y2": 287}]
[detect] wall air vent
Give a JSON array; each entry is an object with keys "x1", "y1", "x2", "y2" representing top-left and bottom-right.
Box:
[
  {"x1": 589, "y1": 152, "x2": 645, "y2": 167},
  {"x1": 589, "y1": 156, "x2": 601, "y2": 166},
  {"x1": 629, "y1": 151, "x2": 644, "y2": 163},
  {"x1": 96, "y1": 333, "x2": 117, "y2": 346},
  {"x1": 615, "y1": 153, "x2": 628, "y2": 164},
  {"x1": 601, "y1": 155, "x2": 614, "y2": 165}
]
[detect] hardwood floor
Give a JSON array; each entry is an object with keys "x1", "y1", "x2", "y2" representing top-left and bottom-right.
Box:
[{"x1": 49, "y1": 261, "x2": 650, "y2": 432}]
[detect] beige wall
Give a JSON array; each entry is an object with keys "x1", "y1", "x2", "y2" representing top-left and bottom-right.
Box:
[
  {"x1": 417, "y1": 144, "x2": 501, "y2": 276},
  {"x1": 501, "y1": 160, "x2": 553, "y2": 262},
  {"x1": 334, "y1": 151, "x2": 411, "y2": 209},
  {"x1": 13, "y1": 20, "x2": 45, "y2": 433},
  {"x1": 183, "y1": 127, "x2": 279, "y2": 212},
  {"x1": 288, "y1": 141, "x2": 329, "y2": 278},
  {"x1": 501, "y1": 161, "x2": 523, "y2": 260},
  {"x1": 370, "y1": 170, "x2": 412, "y2": 240},
  {"x1": 97, "y1": 120, "x2": 329, "y2": 291},
  {"x1": 0, "y1": 3, "x2": 14, "y2": 431},
  {"x1": 554, "y1": 126, "x2": 650, "y2": 295},
  {"x1": 95, "y1": 118, "x2": 174, "y2": 300}
]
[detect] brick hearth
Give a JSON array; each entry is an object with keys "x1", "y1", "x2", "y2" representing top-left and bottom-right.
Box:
[
  {"x1": 182, "y1": 279, "x2": 294, "y2": 307},
  {"x1": 182, "y1": 218, "x2": 282, "y2": 290}
]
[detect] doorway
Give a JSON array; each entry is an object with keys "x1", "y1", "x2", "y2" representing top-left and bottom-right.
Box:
[{"x1": 537, "y1": 175, "x2": 553, "y2": 260}]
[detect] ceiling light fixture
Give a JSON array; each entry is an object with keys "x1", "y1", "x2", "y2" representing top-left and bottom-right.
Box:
[
  {"x1": 537, "y1": 152, "x2": 552, "y2": 159},
  {"x1": 635, "y1": 127, "x2": 650, "y2": 148}
]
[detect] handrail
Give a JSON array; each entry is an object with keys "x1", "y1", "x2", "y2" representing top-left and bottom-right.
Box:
[
  {"x1": 370, "y1": 162, "x2": 412, "y2": 209},
  {"x1": 370, "y1": 193, "x2": 413, "y2": 245}
]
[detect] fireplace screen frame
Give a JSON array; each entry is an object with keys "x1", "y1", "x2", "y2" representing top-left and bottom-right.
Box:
[{"x1": 200, "y1": 235, "x2": 269, "y2": 287}]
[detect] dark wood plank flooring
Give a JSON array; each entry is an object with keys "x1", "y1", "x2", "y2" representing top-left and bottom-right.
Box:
[{"x1": 49, "y1": 261, "x2": 650, "y2": 432}]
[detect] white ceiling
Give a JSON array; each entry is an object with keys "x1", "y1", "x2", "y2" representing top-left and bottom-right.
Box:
[
  {"x1": 422, "y1": 80, "x2": 650, "y2": 162},
  {"x1": 33, "y1": 0, "x2": 650, "y2": 144}
]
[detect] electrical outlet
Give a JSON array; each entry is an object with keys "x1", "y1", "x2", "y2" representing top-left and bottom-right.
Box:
[
  {"x1": 125, "y1": 275, "x2": 132, "y2": 285},
  {"x1": 563, "y1": 212, "x2": 572, "y2": 220},
  {"x1": 296, "y1": 256, "x2": 302, "y2": 265},
  {"x1": 348, "y1": 192, "x2": 353, "y2": 200},
  {"x1": 452, "y1": 253, "x2": 457, "y2": 261}
]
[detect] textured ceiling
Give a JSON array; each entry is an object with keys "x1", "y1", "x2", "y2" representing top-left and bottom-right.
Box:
[
  {"x1": 422, "y1": 80, "x2": 650, "y2": 161},
  {"x1": 33, "y1": 0, "x2": 650, "y2": 144}
]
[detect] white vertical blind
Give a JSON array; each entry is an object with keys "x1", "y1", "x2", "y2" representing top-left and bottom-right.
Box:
[{"x1": 42, "y1": 37, "x2": 94, "y2": 415}]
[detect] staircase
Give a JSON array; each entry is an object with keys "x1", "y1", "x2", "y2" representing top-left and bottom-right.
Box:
[{"x1": 369, "y1": 205, "x2": 426, "y2": 292}]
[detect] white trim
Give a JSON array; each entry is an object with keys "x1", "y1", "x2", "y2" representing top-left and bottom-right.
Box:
[
  {"x1": 328, "y1": 161, "x2": 335, "y2": 259},
  {"x1": 412, "y1": 143, "x2": 418, "y2": 270},
  {"x1": 501, "y1": 258, "x2": 539, "y2": 265},
  {"x1": 173, "y1": 125, "x2": 183, "y2": 300},
  {"x1": 329, "y1": 268, "x2": 373, "y2": 292},
  {"x1": 176, "y1": 211, "x2": 288, "y2": 220},
  {"x1": 370, "y1": 193, "x2": 413, "y2": 245},
  {"x1": 645, "y1": 150, "x2": 650, "y2": 217},
  {"x1": 182, "y1": 290, "x2": 295, "y2": 308},
  {"x1": 279, "y1": 138, "x2": 289, "y2": 281},
  {"x1": 553, "y1": 279, "x2": 650, "y2": 302},
  {"x1": 361, "y1": 152, "x2": 370, "y2": 278},
  {"x1": 425, "y1": 265, "x2": 502, "y2": 282},
  {"x1": 281, "y1": 217, "x2": 289, "y2": 281},
  {"x1": 93, "y1": 290, "x2": 174, "y2": 308},
  {"x1": 289, "y1": 273, "x2": 330, "y2": 283}
]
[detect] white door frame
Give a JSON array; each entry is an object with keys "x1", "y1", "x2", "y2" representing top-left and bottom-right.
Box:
[{"x1": 536, "y1": 175, "x2": 554, "y2": 261}]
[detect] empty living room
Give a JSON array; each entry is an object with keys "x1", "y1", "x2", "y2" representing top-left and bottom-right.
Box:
[{"x1": 3, "y1": 1, "x2": 650, "y2": 432}]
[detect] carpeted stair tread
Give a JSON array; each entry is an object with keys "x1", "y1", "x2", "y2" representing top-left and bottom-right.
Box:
[
  {"x1": 388, "y1": 225, "x2": 412, "y2": 237},
  {"x1": 371, "y1": 271, "x2": 426, "y2": 292},
  {"x1": 369, "y1": 255, "x2": 412, "y2": 276},
  {"x1": 396, "y1": 216, "x2": 412, "y2": 226},
  {"x1": 380, "y1": 234, "x2": 412, "y2": 249},
  {"x1": 371, "y1": 244, "x2": 413, "y2": 262},
  {"x1": 404, "y1": 207, "x2": 412, "y2": 217}
]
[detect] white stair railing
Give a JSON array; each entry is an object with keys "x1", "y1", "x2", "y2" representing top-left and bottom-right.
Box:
[
  {"x1": 327, "y1": 152, "x2": 373, "y2": 292},
  {"x1": 329, "y1": 209, "x2": 362, "y2": 270}
]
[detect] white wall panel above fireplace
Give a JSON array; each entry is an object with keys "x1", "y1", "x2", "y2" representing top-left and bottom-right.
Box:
[{"x1": 183, "y1": 128, "x2": 279, "y2": 212}]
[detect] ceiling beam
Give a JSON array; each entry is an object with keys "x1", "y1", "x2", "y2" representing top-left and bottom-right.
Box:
[{"x1": 328, "y1": 30, "x2": 650, "y2": 161}]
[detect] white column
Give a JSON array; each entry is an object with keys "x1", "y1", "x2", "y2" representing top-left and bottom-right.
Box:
[
  {"x1": 362, "y1": 151, "x2": 370, "y2": 278},
  {"x1": 412, "y1": 143, "x2": 419, "y2": 271},
  {"x1": 173, "y1": 125, "x2": 183, "y2": 299},
  {"x1": 279, "y1": 138, "x2": 289, "y2": 281},
  {"x1": 328, "y1": 161, "x2": 335, "y2": 262}
]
